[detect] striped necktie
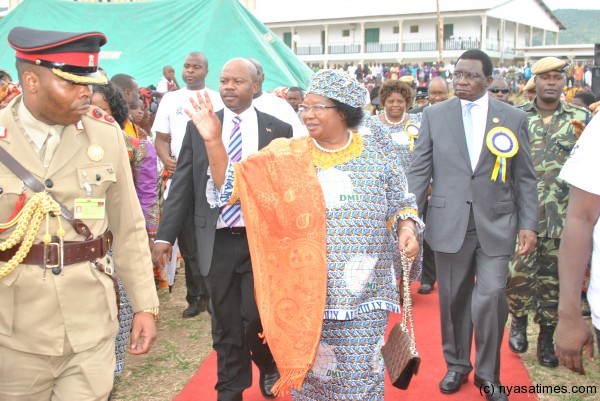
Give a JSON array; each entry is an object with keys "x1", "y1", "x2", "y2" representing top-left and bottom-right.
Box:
[{"x1": 221, "y1": 116, "x2": 243, "y2": 227}]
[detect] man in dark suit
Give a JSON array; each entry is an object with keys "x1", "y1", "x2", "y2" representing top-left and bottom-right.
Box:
[
  {"x1": 407, "y1": 49, "x2": 538, "y2": 401},
  {"x1": 152, "y1": 58, "x2": 293, "y2": 401}
]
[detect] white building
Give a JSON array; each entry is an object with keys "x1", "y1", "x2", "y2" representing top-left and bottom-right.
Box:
[{"x1": 247, "y1": 0, "x2": 567, "y2": 67}]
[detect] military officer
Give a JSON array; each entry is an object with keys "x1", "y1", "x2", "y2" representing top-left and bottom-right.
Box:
[
  {"x1": 506, "y1": 56, "x2": 590, "y2": 368},
  {"x1": 0, "y1": 27, "x2": 159, "y2": 400}
]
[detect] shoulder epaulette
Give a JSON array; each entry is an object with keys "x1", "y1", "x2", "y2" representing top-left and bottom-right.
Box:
[{"x1": 83, "y1": 107, "x2": 117, "y2": 125}]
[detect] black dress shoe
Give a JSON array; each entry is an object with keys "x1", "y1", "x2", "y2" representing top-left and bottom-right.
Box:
[
  {"x1": 508, "y1": 315, "x2": 528, "y2": 354},
  {"x1": 473, "y1": 375, "x2": 508, "y2": 401},
  {"x1": 182, "y1": 301, "x2": 200, "y2": 318},
  {"x1": 259, "y1": 366, "x2": 280, "y2": 398},
  {"x1": 439, "y1": 371, "x2": 468, "y2": 394},
  {"x1": 418, "y1": 283, "x2": 433, "y2": 294},
  {"x1": 197, "y1": 296, "x2": 209, "y2": 313}
]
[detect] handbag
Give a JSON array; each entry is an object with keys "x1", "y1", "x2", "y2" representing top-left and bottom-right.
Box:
[{"x1": 381, "y1": 249, "x2": 420, "y2": 389}]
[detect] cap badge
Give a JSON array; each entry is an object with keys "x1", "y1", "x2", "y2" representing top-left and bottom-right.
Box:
[
  {"x1": 87, "y1": 144, "x2": 104, "y2": 161},
  {"x1": 88, "y1": 55, "x2": 94, "y2": 67}
]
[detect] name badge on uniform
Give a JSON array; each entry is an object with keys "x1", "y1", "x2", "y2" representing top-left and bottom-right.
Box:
[{"x1": 74, "y1": 198, "x2": 106, "y2": 219}]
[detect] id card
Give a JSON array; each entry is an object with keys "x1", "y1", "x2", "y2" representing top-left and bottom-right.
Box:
[{"x1": 74, "y1": 198, "x2": 106, "y2": 219}]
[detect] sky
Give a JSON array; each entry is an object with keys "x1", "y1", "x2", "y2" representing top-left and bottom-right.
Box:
[{"x1": 544, "y1": 0, "x2": 600, "y2": 10}]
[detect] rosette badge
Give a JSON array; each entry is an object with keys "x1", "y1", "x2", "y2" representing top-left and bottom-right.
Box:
[
  {"x1": 404, "y1": 123, "x2": 420, "y2": 151},
  {"x1": 486, "y1": 126, "x2": 518, "y2": 182}
]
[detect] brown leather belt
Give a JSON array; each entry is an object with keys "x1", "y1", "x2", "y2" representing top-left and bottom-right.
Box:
[{"x1": 0, "y1": 231, "x2": 113, "y2": 267}]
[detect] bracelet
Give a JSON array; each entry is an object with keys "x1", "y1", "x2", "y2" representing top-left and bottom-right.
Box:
[
  {"x1": 141, "y1": 307, "x2": 159, "y2": 321},
  {"x1": 400, "y1": 226, "x2": 416, "y2": 237}
]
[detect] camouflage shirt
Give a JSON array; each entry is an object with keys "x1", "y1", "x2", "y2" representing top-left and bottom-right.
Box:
[{"x1": 518, "y1": 100, "x2": 590, "y2": 238}]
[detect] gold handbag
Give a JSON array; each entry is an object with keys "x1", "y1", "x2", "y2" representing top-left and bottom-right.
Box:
[{"x1": 381, "y1": 250, "x2": 420, "y2": 389}]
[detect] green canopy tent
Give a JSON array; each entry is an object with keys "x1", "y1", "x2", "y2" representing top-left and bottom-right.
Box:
[{"x1": 0, "y1": 0, "x2": 312, "y2": 91}]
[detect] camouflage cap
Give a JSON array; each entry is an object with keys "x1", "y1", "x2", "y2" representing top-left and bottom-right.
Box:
[{"x1": 532, "y1": 57, "x2": 568, "y2": 75}]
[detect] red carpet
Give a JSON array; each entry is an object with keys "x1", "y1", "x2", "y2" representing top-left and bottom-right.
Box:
[{"x1": 174, "y1": 283, "x2": 537, "y2": 401}]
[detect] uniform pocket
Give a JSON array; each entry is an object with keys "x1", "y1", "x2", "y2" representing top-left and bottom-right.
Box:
[
  {"x1": 90, "y1": 262, "x2": 118, "y2": 321},
  {"x1": 76, "y1": 164, "x2": 117, "y2": 198}
]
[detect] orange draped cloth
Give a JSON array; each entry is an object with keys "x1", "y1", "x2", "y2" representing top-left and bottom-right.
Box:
[{"x1": 233, "y1": 137, "x2": 327, "y2": 395}]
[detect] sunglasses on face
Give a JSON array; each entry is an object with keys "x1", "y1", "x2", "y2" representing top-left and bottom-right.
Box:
[{"x1": 489, "y1": 88, "x2": 510, "y2": 94}]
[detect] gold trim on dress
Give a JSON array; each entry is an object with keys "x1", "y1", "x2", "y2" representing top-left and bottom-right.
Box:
[{"x1": 309, "y1": 133, "x2": 363, "y2": 170}]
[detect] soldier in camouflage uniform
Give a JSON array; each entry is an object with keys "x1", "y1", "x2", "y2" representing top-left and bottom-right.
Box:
[{"x1": 506, "y1": 57, "x2": 591, "y2": 368}]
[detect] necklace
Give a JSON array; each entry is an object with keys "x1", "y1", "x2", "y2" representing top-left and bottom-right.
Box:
[
  {"x1": 383, "y1": 110, "x2": 406, "y2": 126},
  {"x1": 312, "y1": 130, "x2": 354, "y2": 153}
]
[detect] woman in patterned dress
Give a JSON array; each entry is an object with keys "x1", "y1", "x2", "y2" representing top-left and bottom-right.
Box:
[
  {"x1": 363, "y1": 80, "x2": 422, "y2": 173},
  {"x1": 191, "y1": 69, "x2": 422, "y2": 400},
  {"x1": 92, "y1": 83, "x2": 159, "y2": 377}
]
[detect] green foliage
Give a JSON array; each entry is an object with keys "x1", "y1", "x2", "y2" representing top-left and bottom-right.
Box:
[{"x1": 532, "y1": 9, "x2": 600, "y2": 45}]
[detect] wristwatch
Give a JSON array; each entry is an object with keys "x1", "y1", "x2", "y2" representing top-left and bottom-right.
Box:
[{"x1": 141, "y1": 307, "x2": 159, "y2": 321}]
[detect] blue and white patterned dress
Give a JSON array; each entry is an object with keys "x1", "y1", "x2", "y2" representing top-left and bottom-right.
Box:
[
  {"x1": 361, "y1": 113, "x2": 422, "y2": 174},
  {"x1": 209, "y1": 133, "x2": 423, "y2": 400}
]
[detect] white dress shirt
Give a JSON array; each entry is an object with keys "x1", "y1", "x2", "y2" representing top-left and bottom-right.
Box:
[{"x1": 460, "y1": 93, "x2": 489, "y2": 170}]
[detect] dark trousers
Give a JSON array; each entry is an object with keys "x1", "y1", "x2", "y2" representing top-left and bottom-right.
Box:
[
  {"x1": 435, "y1": 209, "x2": 510, "y2": 383},
  {"x1": 421, "y1": 239, "x2": 436, "y2": 285},
  {"x1": 178, "y1": 205, "x2": 209, "y2": 304},
  {"x1": 420, "y1": 199, "x2": 436, "y2": 285},
  {"x1": 208, "y1": 229, "x2": 274, "y2": 401}
]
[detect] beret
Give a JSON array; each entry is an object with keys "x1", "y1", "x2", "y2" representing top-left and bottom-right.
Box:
[
  {"x1": 523, "y1": 77, "x2": 536, "y2": 92},
  {"x1": 399, "y1": 75, "x2": 416, "y2": 86},
  {"x1": 532, "y1": 57, "x2": 568, "y2": 75}
]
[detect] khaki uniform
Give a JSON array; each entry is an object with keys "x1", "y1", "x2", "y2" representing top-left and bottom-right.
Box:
[
  {"x1": 0, "y1": 96, "x2": 158, "y2": 397},
  {"x1": 507, "y1": 100, "x2": 590, "y2": 324}
]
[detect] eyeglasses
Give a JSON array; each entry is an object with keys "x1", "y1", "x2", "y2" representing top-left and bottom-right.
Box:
[
  {"x1": 489, "y1": 88, "x2": 510, "y2": 94},
  {"x1": 298, "y1": 104, "x2": 337, "y2": 114},
  {"x1": 453, "y1": 72, "x2": 484, "y2": 81}
]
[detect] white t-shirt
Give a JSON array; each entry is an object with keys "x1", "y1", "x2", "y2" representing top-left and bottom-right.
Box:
[
  {"x1": 559, "y1": 114, "x2": 600, "y2": 330},
  {"x1": 151, "y1": 87, "x2": 224, "y2": 159},
  {"x1": 252, "y1": 92, "x2": 307, "y2": 137}
]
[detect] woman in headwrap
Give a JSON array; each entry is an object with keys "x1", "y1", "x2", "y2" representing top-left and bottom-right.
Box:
[{"x1": 190, "y1": 69, "x2": 422, "y2": 400}]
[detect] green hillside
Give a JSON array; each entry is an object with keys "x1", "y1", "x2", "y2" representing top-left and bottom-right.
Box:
[{"x1": 533, "y1": 9, "x2": 600, "y2": 45}]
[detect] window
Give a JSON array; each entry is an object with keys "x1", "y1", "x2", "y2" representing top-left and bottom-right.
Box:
[
  {"x1": 410, "y1": 25, "x2": 419, "y2": 33},
  {"x1": 342, "y1": 29, "x2": 350, "y2": 37},
  {"x1": 393, "y1": 26, "x2": 400, "y2": 34}
]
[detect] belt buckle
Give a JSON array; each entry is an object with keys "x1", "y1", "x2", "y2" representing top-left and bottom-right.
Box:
[{"x1": 44, "y1": 237, "x2": 64, "y2": 275}]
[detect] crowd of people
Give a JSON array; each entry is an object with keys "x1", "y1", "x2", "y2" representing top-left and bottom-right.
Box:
[{"x1": 0, "y1": 25, "x2": 599, "y2": 401}]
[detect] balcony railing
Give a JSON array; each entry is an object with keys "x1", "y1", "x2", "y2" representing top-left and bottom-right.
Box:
[
  {"x1": 296, "y1": 44, "x2": 323, "y2": 55},
  {"x1": 292, "y1": 37, "x2": 490, "y2": 55},
  {"x1": 444, "y1": 38, "x2": 481, "y2": 50},
  {"x1": 328, "y1": 43, "x2": 361, "y2": 54},
  {"x1": 365, "y1": 41, "x2": 399, "y2": 53}
]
